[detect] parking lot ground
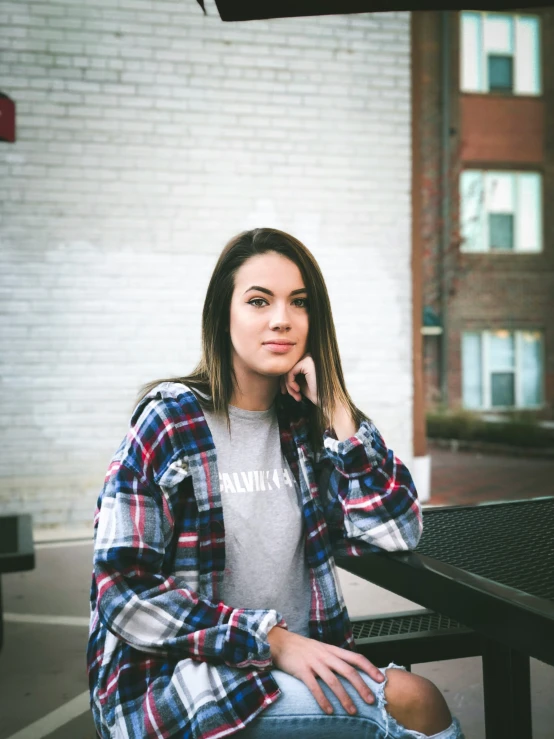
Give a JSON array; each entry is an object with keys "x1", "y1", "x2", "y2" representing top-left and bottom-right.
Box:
[{"x1": 427, "y1": 447, "x2": 554, "y2": 506}]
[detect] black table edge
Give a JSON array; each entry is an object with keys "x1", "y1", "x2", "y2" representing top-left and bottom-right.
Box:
[
  {"x1": 336, "y1": 497, "x2": 554, "y2": 670},
  {"x1": 422, "y1": 493, "x2": 554, "y2": 513}
]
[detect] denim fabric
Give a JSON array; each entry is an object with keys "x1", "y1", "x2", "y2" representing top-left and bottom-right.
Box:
[{"x1": 238, "y1": 664, "x2": 464, "y2": 739}]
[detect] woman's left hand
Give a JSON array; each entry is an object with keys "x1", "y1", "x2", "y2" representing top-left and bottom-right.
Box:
[{"x1": 280, "y1": 352, "x2": 319, "y2": 407}]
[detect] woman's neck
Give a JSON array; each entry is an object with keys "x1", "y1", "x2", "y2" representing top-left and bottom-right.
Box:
[{"x1": 229, "y1": 376, "x2": 279, "y2": 411}]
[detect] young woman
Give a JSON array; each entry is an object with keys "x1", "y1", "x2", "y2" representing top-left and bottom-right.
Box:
[{"x1": 87, "y1": 228, "x2": 463, "y2": 739}]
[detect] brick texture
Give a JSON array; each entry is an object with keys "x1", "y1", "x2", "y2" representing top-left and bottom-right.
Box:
[
  {"x1": 0, "y1": 0, "x2": 414, "y2": 524},
  {"x1": 417, "y1": 10, "x2": 554, "y2": 417}
]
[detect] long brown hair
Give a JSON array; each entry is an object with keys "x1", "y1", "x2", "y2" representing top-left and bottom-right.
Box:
[{"x1": 138, "y1": 227, "x2": 370, "y2": 451}]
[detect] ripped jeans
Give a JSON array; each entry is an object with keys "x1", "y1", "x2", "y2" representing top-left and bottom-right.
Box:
[{"x1": 238, "y1": 664, "x2": 464, "y2": 739}]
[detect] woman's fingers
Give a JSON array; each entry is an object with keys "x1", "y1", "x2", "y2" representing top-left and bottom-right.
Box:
[
  {"x1": 324, "y1": 656, "x2": 376, "y2": 705},
  {"x1": 284, "y1": 377, "x2": 302, "y2": 401},
  {"x1": 279, "y1": 353, "x2": 318, "y2": 406},
  {"x1": 301, "y1": 671, "x2": 335, "y2": 715},
  {"x1": 326, "y1": 644, "x2": 385, "y2": 685},
  {"x1": 269, "y1": 631, "x2": 382, "y2": 718},
  {"x1": 279, "y1": 373, "x2": 300, "y2": 399},
  {"x1": 312, "y1": 663, "x2": 358, "y2": 715}
]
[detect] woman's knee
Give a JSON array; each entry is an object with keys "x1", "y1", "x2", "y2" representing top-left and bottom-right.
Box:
[{"x1": 384, "y1": 667, "x2": 452, "y2": 735}]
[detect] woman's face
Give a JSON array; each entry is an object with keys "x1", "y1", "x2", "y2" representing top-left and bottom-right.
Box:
[{"x1": 229, "y1": 251, "x2": 309, "y2": 381}]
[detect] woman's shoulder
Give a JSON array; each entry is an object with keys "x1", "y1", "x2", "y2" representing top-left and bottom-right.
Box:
[
  {"x1": 140, "y1": 380, "x2": 202, "y2": 404},
  {"x1": 120, "y1": 382, "x2": 213, "y2": 484},
  {"x1": 125, "y1": 383, "x2": 210, "y2": 454},
  {"x1": 130, "y1": 381, "x2": 206, "y2": 427}
]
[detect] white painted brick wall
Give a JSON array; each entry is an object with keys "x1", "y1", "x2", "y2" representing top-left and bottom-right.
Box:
[{"x1": 0, "y1": 0, "x2": 413, "y2": 526}]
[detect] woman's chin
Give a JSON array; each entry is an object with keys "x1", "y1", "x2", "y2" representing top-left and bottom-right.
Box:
[{"x1": 255, "y1": 360, "x2": 296, "y2": 377}]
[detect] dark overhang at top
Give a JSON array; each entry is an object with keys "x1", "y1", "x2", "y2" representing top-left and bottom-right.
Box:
[{"x1": 198, "y1": 0, "x2": 554, "y2": 22}]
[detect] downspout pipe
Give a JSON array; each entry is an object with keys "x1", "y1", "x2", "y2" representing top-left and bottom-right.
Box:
[{"x1": 440, "y1": 10, "x2": 451, "y2": 408}]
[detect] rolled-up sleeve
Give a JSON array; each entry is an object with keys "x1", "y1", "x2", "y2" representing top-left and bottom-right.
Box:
[{"x1": 315, "y1": 419, "x2": 423, "y2": 555}]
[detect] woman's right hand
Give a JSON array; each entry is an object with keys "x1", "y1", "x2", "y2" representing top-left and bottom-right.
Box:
[{"x1": 266, "y1": 625, "x2": 385, "y2": 715}]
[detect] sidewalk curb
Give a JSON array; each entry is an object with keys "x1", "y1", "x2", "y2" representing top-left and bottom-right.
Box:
[
  {"x1": 33, "y1": 526, "x2": 92, "y2": 543},
  {"x1": 428, "y1": 437, "x2": 554, "y2": 460}
]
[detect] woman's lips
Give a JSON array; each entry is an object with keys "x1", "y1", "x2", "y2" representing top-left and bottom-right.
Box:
[{"x1": 263, "y1": 343, "x2": 295, "y2": 353}]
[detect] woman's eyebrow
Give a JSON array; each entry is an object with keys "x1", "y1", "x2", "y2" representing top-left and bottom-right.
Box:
[{"x1": 243, "y1": 285, "x2": 308, "y2": 296}]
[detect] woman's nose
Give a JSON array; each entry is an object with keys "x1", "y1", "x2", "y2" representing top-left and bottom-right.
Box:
[{"x1": 268, "y1": 306, "x2": 291, "y2": 329}]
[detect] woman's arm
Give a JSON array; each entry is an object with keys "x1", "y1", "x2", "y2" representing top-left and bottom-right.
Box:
[
  {"x1": 93, "y1": 397, "x2": 287, "y2": 669},
  {"x1": 313, "y1": 417, "x2": 423, "y2": 556}
]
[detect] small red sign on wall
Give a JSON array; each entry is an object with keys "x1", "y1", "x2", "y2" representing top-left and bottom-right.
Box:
[{"x1": 0, "y1": 94, "x2": 16, "y2": 143}]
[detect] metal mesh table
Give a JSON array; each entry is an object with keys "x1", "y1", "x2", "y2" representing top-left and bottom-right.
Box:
[
  {"x1": 335, "y1": 496, "x2": 554, "y2": 739},
  {"x1": 416, "y1": 497, "x2": 554, "y2": 602}
]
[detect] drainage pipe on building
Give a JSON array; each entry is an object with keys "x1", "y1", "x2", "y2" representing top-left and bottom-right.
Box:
[{"x1": 440, "y1": 10, "x2": 451, "y2": 408}]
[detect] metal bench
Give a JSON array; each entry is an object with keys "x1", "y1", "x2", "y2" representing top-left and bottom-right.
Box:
[
  {"x1": 0, "y1": 513, "x2": 35, "y2": 652},
  {"x1": 351, "y1": 608, "x2": 482, "y2": 671}
]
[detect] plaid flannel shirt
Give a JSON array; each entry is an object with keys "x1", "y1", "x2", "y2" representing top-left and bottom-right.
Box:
[{"x1": 87, "y1": 382, "x2": 422, "y2": 739}]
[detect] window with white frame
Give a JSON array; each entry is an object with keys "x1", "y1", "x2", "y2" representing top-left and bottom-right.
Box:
[
  {"x1": 460, "y1": 11, "x2": 541, "y2": 95},
  {"x1": 460, "y1": 170, "x2": 542, "y2": 253},
  {"x1": 462, "y1": 330, "x2": 543, "y2": 409}
]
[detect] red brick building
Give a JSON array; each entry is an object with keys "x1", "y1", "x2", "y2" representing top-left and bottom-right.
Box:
[{"x1": 413, "y1": 8, "x2": 554, "y2": 419}]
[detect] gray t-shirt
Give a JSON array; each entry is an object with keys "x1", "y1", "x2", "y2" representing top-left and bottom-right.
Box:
[{"x1": 201, "y1": 401, "x2": 311, "y2": 637}]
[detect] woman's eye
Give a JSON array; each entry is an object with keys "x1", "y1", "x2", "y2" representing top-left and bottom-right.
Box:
[{"x1": 247, "y1": 298, "x2": 309, "y2": 308}]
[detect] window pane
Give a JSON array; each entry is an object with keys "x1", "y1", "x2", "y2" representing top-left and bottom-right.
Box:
[
  {"x1": 520, "y1": 331, "x2": 542, "y2": 406},
  {"x1": 461, "y1": 12, "x2": 483, "y2": 92},
  {"x1": 489, "y1": 213, "x2": 514, "y2": 250},
  {"x1": 462, "y1": 332, "x2": 483, "y2": 409},
  {"x1": 516, "y1": 173, "x2": 542, "y2": 252},
  {"x1": 515, "y1": 16, "x2": 541, "y2": 94},
  {"x1": 460, "y1": 170, "x2": 485, "y2": 251},
  {"x1": 491, "y1": 372, "x2": 515, "y2": 407},
  {"x1": 484, "y1": 14, "x2": 514, "y2": 54},
  {"x1": 489, "y1": 331, "x2": 514, "y2": 371},
  {"x1": 488, "y1": 54, "x2": 514, "y2": 92},
  {"x1": 485, "y1": 172, "x2": 515, "y2": 213}
]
